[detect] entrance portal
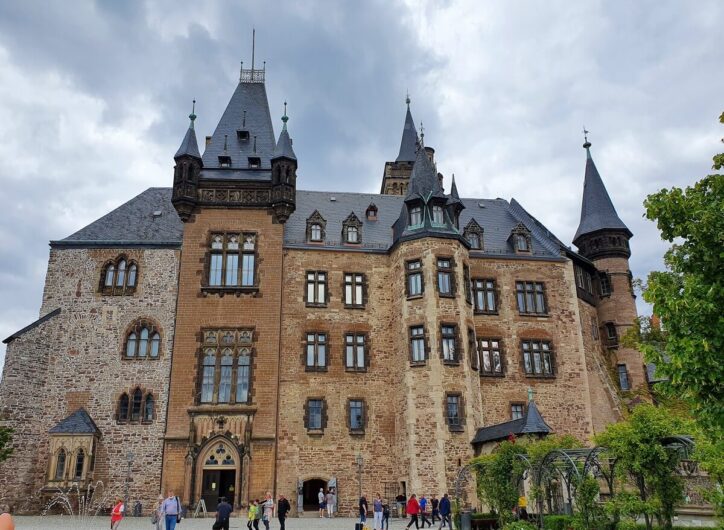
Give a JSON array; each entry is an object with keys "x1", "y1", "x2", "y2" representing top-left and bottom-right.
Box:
[
  {"x1": 202, "y1": 469, "x2": 236, "y2": 512},
  {"x1": 302, "y1": 478, "x2": 327, "y2": 511}
]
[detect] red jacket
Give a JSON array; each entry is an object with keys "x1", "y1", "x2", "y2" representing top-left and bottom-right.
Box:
[{"x1": 406, "y1": 498, "x2": 420, "y2": 515}]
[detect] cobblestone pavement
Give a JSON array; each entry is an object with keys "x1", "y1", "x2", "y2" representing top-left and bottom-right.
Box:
[{"x1": 12, "y1": 515, "x2": 421, "y2": 530}]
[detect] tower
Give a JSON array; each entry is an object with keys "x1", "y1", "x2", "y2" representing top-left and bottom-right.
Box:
[
  {"x1": 172, "y1": 101, "x2": 202, "y2": 221},
  {"x1": 573, "y1": 137, "x2": 646, "y2": 391},
  {"x1": 380, "y1": 95, "x2": 419, "y2": 195},
  {"x1": 270, "y1": 103, "x2": 297, "y2": 222}
]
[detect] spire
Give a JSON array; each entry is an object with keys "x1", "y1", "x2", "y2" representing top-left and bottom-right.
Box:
[
  {"x1": 174, "y1": 100, "x2": 201, "y2": 159},
  {"x1": 450, "y1": 174, "x2": 461, "y2": 201},
  {"x1": 406, "y1": 139, "x2": 444, "y2": 200},
  {"x1": 273, "y1": 102, "x2": 296, "y2": 160},
  {"x1": 573, "y1": 138, "x2": 631, "y2": 243},
  {"x1": 395, "y1": 96, "x2": 419, "y2": 162}
]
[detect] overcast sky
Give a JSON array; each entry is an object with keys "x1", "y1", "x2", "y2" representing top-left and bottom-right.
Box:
[{"x1": 0, "y1": 0, "x2": 722, "y2": 369}]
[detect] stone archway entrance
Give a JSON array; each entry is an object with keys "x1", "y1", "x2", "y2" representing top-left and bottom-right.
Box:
[
  {"x1": 197, "y1": 438, "x2": 240, "y2": 511},
  {"x1": 302, "y1": 478, "x2": 327, "y2": 512}
]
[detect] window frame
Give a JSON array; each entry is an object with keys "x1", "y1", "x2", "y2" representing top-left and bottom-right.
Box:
[
  {"x1": 342, "y1": 213, "x2": 362, "y2": 245},
  {"x1": 204, "y1": 232, "x2": 258, "y2": 293},
  {"x1": 617, "y1": 364, "x2": 630, "y2": 391},
  {"x1": 478, "y1": 337, "x2": 504, "y2": 377},
  {"x1": 405, "y1": 259, "x2": 424, "y2": 299},
  {"x1": 304, "y1": 332, "x2": 328, "y2": 372},
  {"x1": 305, "y1": 210, "x2": 327, "y2": 243},
  {"x1": 431, "y1": 205, "x2": 445, "y2": 226},
  {"x1": 343, "y1": 272, "x2": 366, "y2": 308},
  {"x1": 305, "y1": 271, "x2": 328, "y2": 307},
  {"x1": 515, "y1": 281, "x2": 548, "y2": 315},
  {"x1": 344, "y1": 333, "x2": 368, "y2": 372},
  {"x1": 347, "y1": 398, "x2": 367, "y2": 434},
  {"x1": 599, "y1": 272, "x2": 613, "y2": 297},
  {"x1": 100, "y1": 256, "x2": 139, "y2": 296},
  {"x1": 436, "y1": 257, "x2": 456, "y2": 298},
  {"x1": 304, "y1": 398, "x2": 327, "y2": 433},
  {"x1": 196, "y1": 328, "x2": 255, "y2": 406},
  {"x1": 521, "y1": 339, "x2": 555, "y2": 378},
  {"x1": 123, "y1": 320, "x2": 162, "y2": 360},
  {"x1": 511, "y1": 402, "x2": 525, "y2": 420},
  {"x1": 473, "y1": 278, "x2": 498, "y2": 314},
  {"x1": 440, "y1": 323, "x2": 459, "y2": 365},
  {"x1": 409, "y1": 325, "x2": 428, "y2": 365},
  {"x1": 605, "y1": 322, "x2": 619, "y2": 348},
  {"x1": 445, "y1": 392, "x2": 465, "y2": 432},
  {"x1": 409, "y1": 205, "x2": 423, "y2": 228}
]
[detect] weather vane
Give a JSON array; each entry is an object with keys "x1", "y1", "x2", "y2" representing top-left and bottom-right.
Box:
[{"x1": 583, "y1": 126, "x2": 589, "y2": 143}]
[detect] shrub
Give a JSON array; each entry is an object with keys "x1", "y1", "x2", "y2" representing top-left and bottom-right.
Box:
[
  {"x1": 543, "y1": 514, "x2": 574, "y2": 529},
  {"x1": 502, "y1": 522, "x2": 537, "y2": 530}
]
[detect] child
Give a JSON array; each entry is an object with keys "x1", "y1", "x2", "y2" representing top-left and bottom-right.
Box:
[
  {"x1": 247, "y1": 500, "x2": 257, "y2": 530},
  {"x1": 253, "y1": 499, "x2": 262, "y2": 530}
]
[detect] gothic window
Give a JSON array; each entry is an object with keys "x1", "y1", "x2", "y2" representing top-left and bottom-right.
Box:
[
  {"x1": 236, "y1": 352, "x2": 251, "y2": 403},
  {"x1": 344, "y1": 273, "x2": 365, "y2": 307},
  {"x1": 345, "y1": 333, "x2": 367, "y2": 371},
  {"x1": 306, "y1": 211, "x2": 326, "y2": 243},
  {"x1": 473, "y1": 279, "x2": 498, "y2": 313},
  {"x1": 617, "y1": 364, "x2": 630, "y2": 390},
  {"x1": 463, "y1": 219, "x2": 485, "y2": 250},
  {"x1": 509, "y1": 223, "x2": 532, "y2": 254},
  {"x1": 123, "y1": 320, "x2": 162, "y2": 359},
  {"x1": 55, "y1": 449, "x2": 66, "y2": 481},
  {"x1": 409, "y1": 325, "x2": 427, "y2": 363},
  {"x1": 521, "y1": 340, "x2": 555, "y2": 377},
  {"x1": 100, "y1": 256, "x2": 138, "y2": 295},
  {"x1": 445, "y1": 393, "x2": 464, "y2": 431},
  {"x1": 304, "y1": 398, "x2": 327, "y2": 431},
  {"x1": 342, "y1": 212, "x2": 362, "y2": 244},
  {"x1": 437, "y1": 258, "x2": 455, "y2": 296},
  {"x1": 207, "y1": 232, "x2": 257, "y2": 289},
  {"x1": 511, "y1": 403, "x2": 525, "y2": 420},
  {"x1": 201, "y1": 350, "x2": 216, "y2": 403},
  {"x1": 218, "y1": 350, "x2": 234, "y2": 403},
  {"x1": 131, "y1": 388, "x2": 143, "y2": 421},
  {"x1": 599, "y1": 272, "x2": 612, "y2": 296},
  {"x1": 348, "y1": 399, "x2": 366, "y2": 432},
  {"x1": 406, "y1": 259, "x2": 423, "y2": 297},
  {"x1": 198, "y1": 329, "x2": 254, "y2": 405},
  {"x1": 305, "y1": 332, "x2": 327, "y2": 371},
  {"x1": 306, "y1": 271, "x2": 327, "y2": 306},
  {"x1": 118, "y1": 393, "x2": 130, "y2": 422},
  {"x1": 144, "y1": 394, "x2": 154, "y2": 422},
  {"x1": 432, "y1": 205, "x2": 445, "y2": 225},
  {"x1": 74, "y1": 449, "x2": 85, "y2": 480},
  {"x1": 516, "y1": 281, "x2": 547, "y2": 315},
  {"x1": 478, "y1": 338, "x2": 503, "y2": 376},
  {"x1": 409, "y1": 205, "x2": 423, "y2": 227},
  {"x1": 441, "y1": 325, "x2": 459, "y2": 363}
]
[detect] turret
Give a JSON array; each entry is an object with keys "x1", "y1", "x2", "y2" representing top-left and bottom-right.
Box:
[
  {"x1": 270, "y1": 103, "x2": 297, "y2": 223},
  {"x1": 381, "y1": 95, "x2": 420, "y2": 195},
  {"x1": 172, "y1": 101, "x2": 202, "y2": 222}
]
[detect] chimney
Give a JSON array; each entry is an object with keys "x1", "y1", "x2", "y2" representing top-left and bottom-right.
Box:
[
  {"x1": 205, "y1": 135, "x2": 212, "y2": 148},
  {"x1": 437, "y1": 173, "x2": 444, "y2": 193},
  {"x1": 424, "y1": 146, "x2": 435, "y2": 163}
]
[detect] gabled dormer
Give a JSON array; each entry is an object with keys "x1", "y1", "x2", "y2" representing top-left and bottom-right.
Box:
[
  {"x1": 342, "y1": 212, "x2": 362, "y2": 245},
  {"x1": 463, "y1": 219, "x2": 484, "y2": 250},
  {"x1": 509, "y1": 222, "x2": 532, "y2": 254}
]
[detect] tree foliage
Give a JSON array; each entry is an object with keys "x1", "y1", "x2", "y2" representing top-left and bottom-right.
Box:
[
  {"x1": 0, "y1": 427, "x2": 13, "y2": 462},
  {"x1": 634, "y1": 112, "x2": 724, "y2": 434}
]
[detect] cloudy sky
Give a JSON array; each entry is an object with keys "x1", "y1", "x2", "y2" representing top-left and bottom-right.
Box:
[{"x1": 0, "y1": 0, "x2": 722, "y2": 369}]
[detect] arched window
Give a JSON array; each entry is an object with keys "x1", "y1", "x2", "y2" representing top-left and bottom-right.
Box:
[
  {"x1": 237, "y1": 352, "x2": 251, "y2": 403},
  {"x1": 100, "y1": 256, "x2": 139, "y2": 295},
  {"x1": 128, "y1": 264, "x2": 137, "y2": 287},
  {"x1": 74, "y1": 449, "x2": 85, "y2": 479},
  {"x1": 118, "y1": 393, "x2": 130, "y2": 421},
  {"x1": 218, "y1": 350, "x2": 233, "y2": 403},
  {"x1": 104, "y1": 265, "x2": 115, "y2": 287},
  {"x1": 306, "y1": 211, "x2": 326, "y2": 243},
  {"x1": 201, "y1": 350, "x2": 216, "y2": 403},
  {"x1": 124, "y1": 320, "x2": 162, "y2": 360},
  {"x1": 116, "y1": 260, "x2": 127, "y2": 287},
  {"x1": 342, "y1": 212, "x2": 362, "y2": 244},
  {"x1": 55, "y1": 449, "x2": 66, "y2": 480},
  {"x1": 144, "y1": 394, "x2": 154, "y2": 422},
  {"x1": 199, "y1": 329, "x2": 254, "y2": 405},
  {"x1": 310, "y1": 224, "x2": 322, "y2": 241},
  {"x1": 131, "y1": 388, "x2": 143, "y2": 421},
  {"x1": 345, "y1": 225, "x2": 358, "y2": 243}
]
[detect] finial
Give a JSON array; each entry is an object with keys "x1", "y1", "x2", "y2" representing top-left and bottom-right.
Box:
[
  {"x1": 239, "y1": 61, "x2": 243, "y2": 82},
  {"x1": 253, "y1": 135, "x2": 257, "y2": 153},
  {"x1": 223, "y1": 134, "x2": 228, "y2": 152},
  {"x1": 527, "y1": 387, "x2": 534, "y2": 403},
  {"x1": 188, "y1": 99, "x2": 197, "y2": 129},
  {"x1": 406, "y1": 90, "x2": 410, "y2": 107},
  {"x1": 281, "y1": 101, "x2": 289, "y2": 130},
  {"x1": 251, "y1": 28, "x2": 256, "y2": 71},
  {"x1": 419, "y1": 122, "x2": 425, "y2": 146},
  {"x1": 583, "y1": 126, "x2": 591, "y2": 149},
  {"x1": 243, "y1": 110, "x2": 246, "y2": 127}
]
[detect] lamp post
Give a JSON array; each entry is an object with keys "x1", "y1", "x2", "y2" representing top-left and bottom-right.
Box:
[
  {"x1": 355, "y1": 453, "x2": 363, "y2": 500},
  {"x1": 124, "y1": 451, "x2": 134, "y2": 516}
]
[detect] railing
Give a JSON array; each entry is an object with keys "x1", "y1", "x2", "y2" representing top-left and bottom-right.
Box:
[{"x1": 239, "y1": 68, "x2": 265, "y2": 83}]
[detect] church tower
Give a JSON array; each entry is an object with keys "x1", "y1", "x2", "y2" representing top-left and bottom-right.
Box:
[
  {"x1": 573, "y1": 137, "x2": 646, "y2": 392},
  {"x1": 380, "y1": 96, "x2": 419, "y2": 195}
]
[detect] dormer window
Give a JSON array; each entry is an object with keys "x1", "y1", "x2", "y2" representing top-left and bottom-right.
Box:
[
  {"x1": 409, "y1": 206, "x2": 423, "y2": 227},
  {"x1": 342, "y1": 212, "x2": 362, "y2": 245},
  {"x1": 432, "y1": 205, "x2": 445, "y2": 225},
  {"x1": 346, "y1": 226, "x2": 359, "y2": 243},
  {"x1": 306, "y1": 210, "x2": 327, "y2": 243},
  {"x1": 310, "y1": 224, "x2": 322, "y2": 242},
  {"x1": 237, "y1": 130, "x2": 250, "y2": 141},
  {"x1": 218, "y1": 155, "x2": 232, "y2": 168},
  {"x1": 509, "y1": 223, "x2": 532, "y2": 254},
  {"x1": 463, "y1": 219, "x2": 485, "y2": 250},
  {"x1": 366, "y1": 203, "x2": 378, "y2": 221},
  {"x1": 248, "y1": 157, "x2": 261, "y2": 169},
  {"x1": 516, "y1": 235, "x2": 530, "y2": 252},
  {"x1": 468, "y1": 233, "x2": 481, "y2": 249}
]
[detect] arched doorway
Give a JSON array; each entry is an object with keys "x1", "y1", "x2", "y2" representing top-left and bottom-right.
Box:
[
  {"x1": 302, "y1": 478, "x2": 327, "y2": 512},
  {"x1": 198, "y1": 438, "x2": 240, "y2": 512}
]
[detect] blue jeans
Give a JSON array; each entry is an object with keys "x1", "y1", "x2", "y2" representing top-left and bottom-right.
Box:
[
  {"x1": 166, "y1": 514, "x2": 178, "y2": 530},
  {"x1": 361, "y1": 513, "x2": 367, "y2": 524}
]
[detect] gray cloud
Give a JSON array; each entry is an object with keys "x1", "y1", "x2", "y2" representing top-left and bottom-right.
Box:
[{"x1": 0, "y1": 0, "x2": 722, "y2": 369}]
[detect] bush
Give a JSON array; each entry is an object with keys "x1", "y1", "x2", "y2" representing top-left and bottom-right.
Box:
[
  {"x1": 543, "y1": 514, "x2": 574, "y2": 529},
  {"x1": 502, "y1": 522, "x2": 537, "y2": 530},
  {"x1": 471, "y1": 512, "x2": 498, "y2": 520}
]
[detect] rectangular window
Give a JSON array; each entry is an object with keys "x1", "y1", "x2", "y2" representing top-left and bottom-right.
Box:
[
  {"x1": 236, "y1": 355, "x2": 251, "y2": 403},
  {"x1": 218, "y1": 356, "x2": 233, "y2": 403},
  {"x1": 409, "y1": 326, "x2": 426, "y2": 363},
  {"x1": 599, "y1": 272, "x2": 612, "y2": 296},
  {"x1": 441, "y1": 325, "x2": 458, "y2": 363},
  {"x1": 306, "y1": 271, "x2": 327, "y2": 306},
  {"x1": 306, "y1": 399, "x2": 323, "y2": 430},
  {"x1": 432, "y1": 205, "x2": 445, "y2": 225},
  {"x1": 511, "y1": 403, "x2": 525, "y2": 420},
  {"x1": 349, "y1": 399, "x2": 365, "y2": 431},
  {"x1": 478, "y1": 338, "x2": 503, "y2": 376},
  {"x1": 201, "y1": 360, "x2": 215, "y2": 403},
  {"x1": 617, "y1": 364, "x2": 630, "y2": 391},
  {"x1": 473, "y1": 279, "x2": 497, "y2": 313},
  {"x1": 437, "y1": 258, "x2": 454, "y2": 296},
  {"x1": 463, "y1": 265, "x2": 472, "y2": 305},
  {"x1": 207, "y1": 233, "x2": 256, "y2": 288},
  {"x1": 345, "y1": 333, "x2": 367, "y2": 371},
  {"x1": 592, "y1": 317, "x2": 599, "y2": 340},
  {"x1": 409, "y1": 206, "x2": 423, "y2": 227},
  {"x1": 209, "y1": 254, "x2": 223, "y2": 286},
  {"x1": 406, "y1": 260, "x2": 423, "y2": 297},
  {"x1": 344, "y1": 273, "x2": 365, "y2": 307},
  {"x1": 516, "y1": 281, "x2": 547, "y2": 314},
  {"x1": 305, "y1": 333, "x2": 327, "y2": 371},
  {"x1": 446, "y1": 394, "x2": 463, "y2": 429},
  {"x1": 522, "y1": 340, "x2": 554, "y2": 376},
  {"x1": 468, "y1": 328, "x2": 477, "y2": 370}
]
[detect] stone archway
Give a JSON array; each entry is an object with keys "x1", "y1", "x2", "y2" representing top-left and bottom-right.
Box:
[
  {"x1": 301, "y1": 477, "x2": 328, "y2": 512},
  {"x1": 194, "y1": 436, "x2": 241, "y2": 511}
]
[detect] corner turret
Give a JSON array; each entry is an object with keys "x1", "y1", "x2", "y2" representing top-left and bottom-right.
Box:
[
  {"x1": 270, "y1": 103, "x2": 297, "y2": 223},
  {"x1": 381, "y1": 95, "x2": 420, "y2": 195},
  {"x1": 172, "y1": 101, "x2": 202, "y2": 222}
]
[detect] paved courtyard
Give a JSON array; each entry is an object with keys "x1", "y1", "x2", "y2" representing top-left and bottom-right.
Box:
[{"x1": 11, "y1": 515, "x2": 417, "y2": 530}]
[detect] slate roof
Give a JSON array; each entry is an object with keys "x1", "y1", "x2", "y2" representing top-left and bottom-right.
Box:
[
  {"x1": 406, "y1": 146, "x2": 446, "y2": 200},
  {"x1": 2, "y1": 308, "x2": 61, "y2": 344},
  {"x1": 396, "y1": 104, "x2": 419, "y2": 162},
  {"x1": 573, "y1": 145, "x2": 631, "y2": 243},
  {"x1": 52, "y1": 188, "x2": 183, "y2": 248},
  {"x1": 174, "y1": 122, "x2": 201, "y2": 159},
  {"x1": 471, "y1": 401, "x2": 552, "y2": 445},
  {"x1": 273, "y1": 125, "x2": 296, "y2": 161},
  {"x1": 201, "y1": 80, "x2": 276, "y2": 174},
  {"x1": 49, "y1": 408, "x2": 100, "y2": 435}
]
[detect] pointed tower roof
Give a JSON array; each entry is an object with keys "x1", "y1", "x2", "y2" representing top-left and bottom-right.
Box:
[
  {"x1": 471, "y1": 390, "x2": 552, "y2": 446},
  {"x1": 272, "y1": 102, "x2": 296, "y2": 160},
  {"x1": 573, "y1": 140, "x2": 631, "y2": 243},
  {"x1": 447, "y1": 174, "x2": 463, "y2": 208},
  {"x1": 201, "y1": 71, "x2": 276, "y2": 170},
  {"x1": 174, "y1": 101, "x2": 201, "y2": 159},
  {"x1": 395, "y1": 96, "x2": 419, "y2": 162},
  {"x1": 406, "y1": 142, "x2": 445, "y2": 200}
]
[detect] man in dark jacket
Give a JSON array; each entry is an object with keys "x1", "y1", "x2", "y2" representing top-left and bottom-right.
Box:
[
  {"x1": 431, "y1": 495, "x2": 440, "y2": 524},
  {"x1": 438, "y1": 494, "x2": 451, "y2": 529},
  {"x1": 277, "y1": 494, "x2": 291, "y2": 530},
  {"x1": 213, "y1": 497, "x2": 233, "y2": 530}
]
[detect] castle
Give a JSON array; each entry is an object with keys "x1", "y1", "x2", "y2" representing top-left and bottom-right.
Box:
[{"x1": 0, "y1": 61, "x2": 647, "y2": 515}]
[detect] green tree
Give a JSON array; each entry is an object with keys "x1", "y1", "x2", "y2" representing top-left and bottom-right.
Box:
[
  {"x1": 472, "y1": 440, "x2": 527, "y2": 526},
  {"x1": 633, "y1": 112, "x2": 724, "y2": 434},
  {"x1": 0, "y1": 426, "x2": 13, "y2": 462}
]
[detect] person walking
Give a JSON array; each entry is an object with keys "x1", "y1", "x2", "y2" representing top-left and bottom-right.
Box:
[
  {"x1": 247, "y1": 500, "x2": 258, "y2": 530},
  {"x1": 430, "y1": 495, "x2": 439, "y2": 525},
  {"x1": 253, "y1": 499, "x2": 262, "y2": 530},
  {"x1": 261, "y1": 491, "x2": 274, "y2": 530},
  {"x1": 382, "y1": 502, "x2": 390, "y2": 530},
  {"x1": 151, "y1": 494, "x2": 164, "y2": 530},
  {"x1": 438, "y1": 494, "x2": 451, "y2": 530},
  {"x1": 318, "y1": 488, "x2": 326, "y2": 518},
  {"x1": 326, "y1": 488, "x2": 335, "y2": 518},
  {"x1": 161, "y1": 490, "x2": 181, "y2": 530},
  {"x1": 110, "y1": 497, "x2": 124, "y2": 529},
  {"x1": 277, "y1": 494, "x2": 291, "y2": 530},
  {"x1": 213, "y1": 496, "x2": 233, "y2": 530},
  {"x1": 406, "y1": 494, "x2": 420, "y2": 530},
  {"x1": 359, "y1": 494, "x2": 368, "y2": 525},
  {"x1": 373, "y1": 493, "x2": 384, "y2": 530},
  {"x1": 419, "y1": 495, "x2": 431, "y2": 528}
]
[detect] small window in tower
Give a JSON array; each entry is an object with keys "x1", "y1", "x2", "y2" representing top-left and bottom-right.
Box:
[
  {"x1": 218, "y1": 155, "x2": 232, "y2": 168},
  {"x1": 248, "y1": 157, "x2": 261, "y2": 169},
  {"x1": 237, "y1": 130, "x2": 250, "y2": 141}
]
